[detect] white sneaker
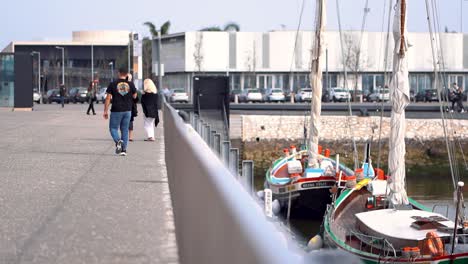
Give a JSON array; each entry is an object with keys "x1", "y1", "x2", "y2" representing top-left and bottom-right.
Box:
[
  {"x1": 450, "y1": 110, "x2": 454, "y2": 113},
  {"x1": 462, "y1": 109, "x2": 466, "y2": 113}
]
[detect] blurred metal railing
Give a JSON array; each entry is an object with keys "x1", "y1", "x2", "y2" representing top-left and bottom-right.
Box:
[
  {"x1": 164, "y1": 102, "x2": 363, "y2": 264},
  {"x1": 164, "y1": 102, "x2": 303, "y2": 264}
]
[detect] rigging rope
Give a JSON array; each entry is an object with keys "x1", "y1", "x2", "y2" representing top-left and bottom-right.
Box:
[
  {"x1": 377, "y1": 0, "x2": 394, "y2": 169},
  {"x1": 424, "y1": 0, "x2": 457, "y2": 190},
  {"x1": 336, "y1": 0, "x2": 359, "y2": 169}
]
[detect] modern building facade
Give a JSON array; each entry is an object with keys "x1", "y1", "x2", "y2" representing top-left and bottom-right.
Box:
[
  {"x1": 0, "y1": 31, "x2": 130, "y2": 107},
  {"x1": 155, "y1": 31, "x2": 468, "y2": 99}
]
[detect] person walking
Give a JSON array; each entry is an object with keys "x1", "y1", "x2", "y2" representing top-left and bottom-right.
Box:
[
  {"x1": 141, "y1": 79, "x2": 160, "y2": 141},
  {"x1": 59, "y1": 84, "x2": 66, "y2": 108},
  {"x1": 126, "y1": 73, "x2": 137, "y2": 142},
  {"x1": 454, "y1": 83, "x2": 466, "y2": 113},
  {"x1": 103, "y1": 67, "x2": 137, "y2": 156},
  {"x1": 86, "y1": 81, "x2": 96, "y2": 115}
]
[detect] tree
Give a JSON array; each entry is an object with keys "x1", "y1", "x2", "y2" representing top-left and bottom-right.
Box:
[
  {"x1": 343, "y1": 32, "x2": 369, "y2": 102},
  {"x1": 193, "y1": 32, "x2": 204, "y2": 72},
  {"x1": 142, "y1": 20, "x2": 171, "y2": 79},
  {"x1": 200, "y1": 22, "x2": 240, "y2": 32}
]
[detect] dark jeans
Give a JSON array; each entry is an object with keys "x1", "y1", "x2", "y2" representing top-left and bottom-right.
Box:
[
  {"x1": 60, "y1": 96, "x2": 64, "y2": 108},
  {"x1": 87, "y1": 100, "x2": 95, "y2": 114},
  {"x1": 109, "y1": 111, "x2": 131, "y2": 150}
]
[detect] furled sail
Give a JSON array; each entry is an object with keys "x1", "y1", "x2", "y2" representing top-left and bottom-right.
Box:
[
  {"x1": 308, "y1": 0, "x2": 326, "y2": 168},
  {"x1": 388, "y1": 0, "x2": 410, "y2": 205}
]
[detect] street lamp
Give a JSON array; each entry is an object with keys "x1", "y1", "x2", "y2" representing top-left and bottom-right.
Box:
[
  {"x1": 55, "y1": 46, "x2": 65, "y2": 85},
  {"x1": 31, "y1": 51, "x2": 41, "y2": 103},
  {"x1": 109, "y1": 61, "x2": 114, "y2": 82}
]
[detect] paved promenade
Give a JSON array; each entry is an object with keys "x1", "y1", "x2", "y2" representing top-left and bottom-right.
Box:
[{"x1": 0, "y1": 104, "x2": 178, "y2": 264}]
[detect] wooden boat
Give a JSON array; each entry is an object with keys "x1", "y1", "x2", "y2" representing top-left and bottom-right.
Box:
[
  {"x1": 265, "y1": 146, "x2": 355, "y2": 216},
  {"x1": 323, "y1": 0, "x2": 468, "y2": 262}
]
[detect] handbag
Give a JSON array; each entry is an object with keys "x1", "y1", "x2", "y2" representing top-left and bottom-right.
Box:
[{"x1": 155, "y1": 115, "x2": 160, "y2": 127}]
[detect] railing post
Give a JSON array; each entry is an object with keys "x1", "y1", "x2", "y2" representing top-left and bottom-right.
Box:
[
  {"x1": 194, "y1": 116, "x2": 199, "y2": 132},
  {"x1": 198, "y1": 120, "x2": 203, "y2": 135},
  {"x1": 229, "y1": 148, "x2": 239, "y2": 177},
  {"x1": 214, "y1": 134, "x2": 221, "y2": 156},
  {"x1": 210, "y1": 130, "x2": 217, "y2": 149},
  {"x1": 204, "y1": 124, "x2": 210, "y2": 143},
  {"x1": 242, "y1": 160, "x2": 254, "y2": 194},
  {"x1": 190, "y1": 112, "x2": 196, "y2": 127},
  {"x1": 221, "y1": 141, "x2": 230, "y2": 165}
]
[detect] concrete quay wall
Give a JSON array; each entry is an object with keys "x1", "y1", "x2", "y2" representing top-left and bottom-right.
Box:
[{"x1": 240, "y1": 115, "x2": 468, "y2": 142}]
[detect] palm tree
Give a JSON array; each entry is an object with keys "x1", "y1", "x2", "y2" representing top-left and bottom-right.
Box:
[
  {"x1": 142, "y1": 20, "x2": 171, "y2": 79},
  {"x1": 200, "y1": 26, "x2": 222, "y2": 31},
  {"x1": 200, "y1": 22, "x2": 240, "y2": 32},
  {"x1": 143, "y1": 20, "x2": 171, "y2": 38},
  {"x1": 223, "y1": 22, "x2": 240, "y2": 32}
]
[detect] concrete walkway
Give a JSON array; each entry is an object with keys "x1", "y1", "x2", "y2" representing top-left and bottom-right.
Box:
[{"x1": 0, "y1": 104, "x2": 178, "y2": 264}]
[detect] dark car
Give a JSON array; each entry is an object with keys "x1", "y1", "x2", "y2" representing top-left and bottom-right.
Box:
[
  {"x1": 229, "y1": 89, "x2": 242, "y2": 102},
  {"x1": 43, "y1": 89, "x2": 69, "y2": 104},
  {"x1": 69, "y1": 87, "x2": 88, "y2": 103},
  {"x1": 415, "y1": 90, "x2": 426, "y2": 102},
  {"x1": 424, "y1": 89, "x2": 438, "y2": 102}
]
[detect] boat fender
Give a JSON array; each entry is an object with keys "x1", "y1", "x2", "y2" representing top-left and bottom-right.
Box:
[
  {"x1": 345, "y1": 175, "x2": 357, "y2": 189},
  {"x1": 307, "y1": 234, "x2": 323, "y2": 251},
  {"x1": 424, "y1": 231, "x2": 444, "y2": 257},
  {"x1": 256, "y1": 190, "x2": 265, "y2": 200},
  {"x1": 272, "y1": 199, "x2": 281, "y2": 215},
  {"x1": 324, "y1": 149, "x2": 330, "y2": 157}
]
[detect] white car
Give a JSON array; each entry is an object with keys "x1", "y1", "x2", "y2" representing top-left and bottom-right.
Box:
[
  {"x1": 241, "y1": 89, "x2": 263, "y2": 103},
  {"x1": 295, "y1": 88, "x2": 313, "y2": 102},
  {"x1": 170, "y1": 89, "x2": 189, "y2": 103},
  {"x1": 330, "y1": 87, "x2": 351, "y2": 102},
  {"x1": 96, "y1": 87, "x2": 107, "y2": 103},
  {"x1": 266, "y1": 88, "x2": 285, "y2": 102},
  {"x1": 33, "y1": 91, "x2": 41, "y2": 103},
  {"x1": 367, "y1": 88, "x2": 390, "y2": 102}
]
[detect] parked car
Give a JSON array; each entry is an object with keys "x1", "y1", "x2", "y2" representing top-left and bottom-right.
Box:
[
  {"x1": 240, "y1": 88, "x2": 263, "y2": 103},
  {"x1": 33, "y1": 88, "x2": 41, "y2": 103},
  {"x1": 424, "y1": 89, "x2": 438, "y2": 102},
  {"x1": 170, "y1": 88, "x2": 189, "y2": 103},
  {"x1": 68, "y1": 87, "x2": 88, "y2": 103},
  {"x1": 415, "y1": 89, "x2": 439, "y2": 102},
  {"x1": 229, "y1": 89, "x2": 242, "y2": 102},
  {"x1": 43, "y1": 89, "x2": 69, "y2": 104},
  {"x1": 330, "y1": 87, "x2": 351, "y2": 102},
  {"x1": 295, "y1": 88, "x2": 313, "y2": 102},
  {"x1": 265, "y1": 88, "x2": 285, "y2": 102},
  {"x1": 349, "y1": 89, "x2": 365, "y2": 102},
  {"x1": 96, "y1": 87, "x2": 107, "y2": 103},
  {"x1": 367, "y1": 87, "x2": 390, "y2": 102}
]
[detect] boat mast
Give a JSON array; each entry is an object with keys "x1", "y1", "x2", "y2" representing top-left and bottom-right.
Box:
[
  {"x1": 388, "y1": 0, "x2": 410, "y2": 206},
  {"x1": 308, "y1": 0, "x2": 326, "y2": 168}
]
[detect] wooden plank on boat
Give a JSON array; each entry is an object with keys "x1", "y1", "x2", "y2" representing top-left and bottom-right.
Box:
[{"x1": 355, "y1": 209, "x2": 454, "y2": 248}]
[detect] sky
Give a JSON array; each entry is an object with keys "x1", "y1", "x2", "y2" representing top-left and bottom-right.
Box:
[{"x1": 2, "y1": 0, "x2": 467, "y2": 49}]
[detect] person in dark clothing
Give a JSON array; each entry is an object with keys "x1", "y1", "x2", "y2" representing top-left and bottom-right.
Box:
[
  {"x1": 103, "y1": 68, "x2": 137, "y2": 156},
  {"x1": 141, "y1": 79, "x2": 160, "y2": 141},
  {"x1": 129, "y1": 97, "x2": 138, "y2": 141},
  {"x1": 86, "y1": 81, "x2": 96, "y2": 115},
  {"x1": 125, "y1": 73, "x2": 137, "y2": 141},
  {"x1": 453, "y1": 83, "x2": 466, "y2": 113},
  {"x1": 59, "y1": 84, "x2": 66, "y2": 108}
]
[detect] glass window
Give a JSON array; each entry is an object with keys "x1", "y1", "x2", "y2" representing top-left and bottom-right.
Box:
[
  {"x1": 362, "y1": 74, "x2": 373, "y2": 92},
  {"x1": 230, "y1": 74, "x2": 241, "y2": 90},
  {"x1": 244, "y1": 74, "x2": 256, "y2": 88},
  {"x1": 375, "y1": 75, "x2": 384, "y2": 88},
  {"x1": 282, "y1": 74, "x2": 290, "y2": 91},
  {"x1": 0, "y1": 54, "x2": 15, "y2": 107}
]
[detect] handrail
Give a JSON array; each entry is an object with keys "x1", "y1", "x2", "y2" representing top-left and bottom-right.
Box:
[
  {"x1": 222, "y1": 100, "x2": 230, "y2": 140},
  {"x1": 163, "y1": 102, "x2": 303, "y2": 264}
]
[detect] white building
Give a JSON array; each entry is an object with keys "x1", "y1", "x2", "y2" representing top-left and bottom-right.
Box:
[{"x1": 156, "y1": 31, "x2": 468, "y2": 95}]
